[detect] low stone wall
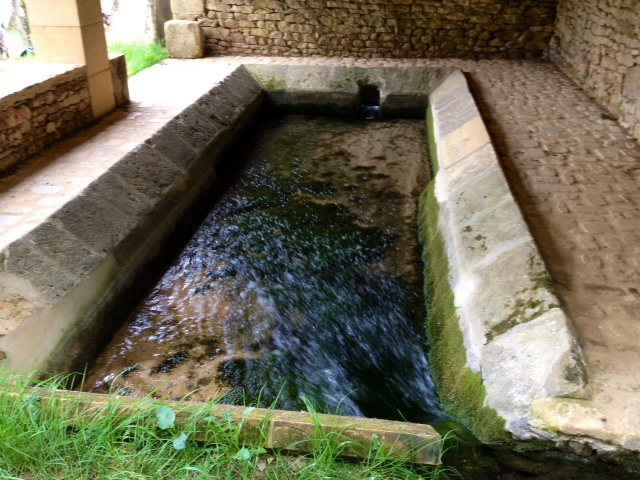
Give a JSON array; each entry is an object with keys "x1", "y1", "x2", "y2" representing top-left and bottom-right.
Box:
[
  {"x1": 0, "y1": 65, "x2": 264, "y2": 373},
  {"x1": 246, "y1": 63, "x2": 455, "y2": 117},
  {"x1": 0, "y1": 55, "x2": 130, "y2": 174},
  {"x1": 0, "y1": 66, "x2": 92, "y2": 173},
  {"x1": 550, "y1": 0, "x2": 640, "y2": 142},
  {"x1": 422, "y1": 69, "x2": 588, "y2": 441},
  {"x1": 187, "y1": 0, "x2": 557, "y2": 59}
]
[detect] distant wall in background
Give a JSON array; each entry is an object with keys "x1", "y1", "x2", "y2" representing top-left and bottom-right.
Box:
[
  {"x1": 550, "y1": 0, "x2": 640, "y2": 141},
  {"x1": 194, "y1": 0, "x2": 557, "y2": 59}
]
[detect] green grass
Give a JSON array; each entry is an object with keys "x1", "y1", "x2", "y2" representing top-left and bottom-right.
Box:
[
  {"x1": 0, "y1": 371, "x2": 459, "y2": 479},
  {"x1": 107, "y1": 40, "x2": 168, "y2": 77}
]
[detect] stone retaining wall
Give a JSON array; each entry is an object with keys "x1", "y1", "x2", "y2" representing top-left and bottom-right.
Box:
[
  {"x1": 0, "y1": 65, "x2": 264, "y2": 373},
  {"x1": 191, "y1": 0, "x2": 557, "y2": 59},
  {"x1": 0, "y1": 55, "x2": 130, "y2": 174},
  {"x1": 0, "y1": 66, "x2": 92, "y2": 173},
  {"x1": 550, "y1": 0, "x2": 640, "y2": 141},
  {"x1": 245, "y1": 63, "x2": 455, "y2": 117}
]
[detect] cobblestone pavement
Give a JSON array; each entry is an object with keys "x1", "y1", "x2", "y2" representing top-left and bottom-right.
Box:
[{"x1": 2, "y1": 56, "x2": 639, "y2": 446}]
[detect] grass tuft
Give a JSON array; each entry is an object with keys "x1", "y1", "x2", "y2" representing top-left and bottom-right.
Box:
[
  {"x1": 0, "y1": 370, "x2": 458, "y2": 479},
  {"x1": 107, "y1": 39, "x2": 168, "y2": 77}
]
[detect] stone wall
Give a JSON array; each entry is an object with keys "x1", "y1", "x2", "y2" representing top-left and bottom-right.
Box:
[
  {"x1": 0, "y1": 66, "x2": 92, "y2": 172},
  {"x1": 550, "y1": 0, "x2": 640, "y2": 141},
  {"x1": 195, "y1": 0, "x2": 557, "y2": 59},
  {"x1": 0, "y1": 55, "x2": 129, "y2": 174}
]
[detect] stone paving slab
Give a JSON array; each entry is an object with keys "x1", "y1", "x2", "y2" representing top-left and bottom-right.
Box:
[{"x1": 0, "y1": 56, "x2": 638, "y2": 453}]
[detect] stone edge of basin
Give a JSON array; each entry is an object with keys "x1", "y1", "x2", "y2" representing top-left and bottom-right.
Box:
[
  {"x1": 0, "y1": 64, "x2": 265, "y2": 373},
  {"x1": 0, "y1": 62, "x2": 459, "y2": 374},
  {"x1": 245, "y1": 63, "x2": 457, "y2": 118},
  {"x1": 427, "y1": 70, "x2": 590, "y2": 441},
  {"x1": 4, "y1": 388, "x2": 443, "y2": 465}
]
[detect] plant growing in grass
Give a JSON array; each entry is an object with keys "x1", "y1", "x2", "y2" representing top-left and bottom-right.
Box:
[
  {"x1": 0, "y1": 370, "x2": 458, "y2": 478},
  {"x1": 107, "y1": 39, "x2": 168, "y2": 77}
]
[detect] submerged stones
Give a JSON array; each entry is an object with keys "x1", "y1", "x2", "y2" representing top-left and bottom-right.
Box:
[{"x1": 84, "y1": 114, "x2": 441, "y2": 422}]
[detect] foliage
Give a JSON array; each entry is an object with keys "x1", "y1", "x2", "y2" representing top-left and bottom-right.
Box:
[
  {"x1": 107, "y1": 39, "x2": 167, "y2": 77},
  {"x1": 0, "y1": 370, "x2": 458, "y2": 479}
]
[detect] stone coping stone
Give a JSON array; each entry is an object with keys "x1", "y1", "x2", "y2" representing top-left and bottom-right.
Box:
[
  {"x1": 246, "y1": 64, "x2": 456, "y2": 118},
  {"x1": 429, "y1": 69, "x2": 589, "y2": 440},
  {"x1": 0, "y1": 63, "x2": 86, "y2": 101},
  {"x1": 0, "y1": 65, "x2": 264, "y2": 373},
  {"x1": 3, "y1": 388, "x2": 442, "y2": 465}
]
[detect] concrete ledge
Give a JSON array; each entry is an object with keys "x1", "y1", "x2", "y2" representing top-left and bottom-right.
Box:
[
  {"x1": 0, "y1": 65, "x2": 264, "y2": 373},
  {"x1": 427, "y1": 70, "x2": 589, "y2": 439},
  {"x1": 246, "y1": 64, "x2": 455, "y2": 118}
]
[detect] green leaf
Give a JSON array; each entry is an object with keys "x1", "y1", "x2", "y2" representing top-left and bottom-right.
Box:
[
  {"x1": 243, "y1": 407, "x2": 256, "y2": 416},
  {"x1": 173, "y1": 432, "x2": 187, "y2": 450},
  {"x1": 156, "y1": 406, "x2": 176, "y2": 430},
  {"x1": 233, "y1": 447, "x2": 252, "y2": 461}
]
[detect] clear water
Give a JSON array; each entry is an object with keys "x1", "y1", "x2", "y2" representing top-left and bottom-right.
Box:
[{"x1": 84, "y1": 114, "x2": 445, "y2": 424}]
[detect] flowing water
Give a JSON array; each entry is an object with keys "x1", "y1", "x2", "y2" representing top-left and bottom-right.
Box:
[{"x1": 84, "y1": 114, "x2": 445, "y2": 424}]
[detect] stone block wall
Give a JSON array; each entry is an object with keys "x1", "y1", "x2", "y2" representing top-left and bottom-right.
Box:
[
  {"x1": 199, "y1": 0, "x2": 557, "y2": 59},
  {"x1": 550, "y1": 0, "x2": 640, "y2": 141},
  {"x1": 0, "y1": 66, "x2": 92, "y2": 172},
  {"x1": 0, "y1": 56, "x2": 129, "y2": 174}
]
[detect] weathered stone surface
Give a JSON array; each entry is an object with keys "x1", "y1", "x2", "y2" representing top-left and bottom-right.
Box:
[
  {"x1": 84, "y1": 172, "x2": 155, "y2": 219},
  {"x1": 108, "y1": 143, "x2": 185, "y2": 203},
  {"x1": 427, "y1": 69, "x2": 588, "y2": 442},
  {"x1": 146, "y1": 129, "x2": 198, "y2": 171},
  {"x1": 0, "y1": 65, "x2": 264, "y2": 374},
  {"x1": 0, "y1": 290, "x2": 34, "y2": 336},
  {"x1": 171, "y1": 0, "x2": 204, "y2": 17},
  {"x1": 201, "y1": 0, "x2": 555, "y2": 58},
  {"x1": 483, "y1": 309, "x2": 588, "y2": 437},
  {"x1": 0, "y1": 65, "x2": 94, "y2": 174},
  {"x1": 49, "y1": 192, "x2": 136, "y2": 257},
  {"x1": 531, "y1": 398, "x2": 617, "y2": 445},
  {"x1": 245, "y1": 64, "x2": 451, "y2": 118},
  {"x1": 163, "y1": 107, "x2": 223, "y2": 153},
  {"x1": 23, "y1": 221, "x2": 103, "y2": 277},
  {"x1": 165, "y1": 20, "x2": 205, "y2": 58},
  {"x1": 2, "y1": 241, "x2": 76, "y2": 302},
  {"x1": 551, "y1": 0, "x2": 640, "y2": 142}
]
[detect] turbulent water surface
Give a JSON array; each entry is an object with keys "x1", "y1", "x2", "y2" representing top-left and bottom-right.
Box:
[{"x1": 84, "y1": 114, "x2": 444, "y2": 423}]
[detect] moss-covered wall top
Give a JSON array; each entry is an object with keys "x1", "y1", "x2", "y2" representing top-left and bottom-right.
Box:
[{"x1": 194, "y1": 0, "x2": 557, "y2": 59}]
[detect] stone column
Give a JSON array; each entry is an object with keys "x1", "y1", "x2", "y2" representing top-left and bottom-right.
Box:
[{"x1": 25, "y1": 0, "x2": 116, "y2": 119}]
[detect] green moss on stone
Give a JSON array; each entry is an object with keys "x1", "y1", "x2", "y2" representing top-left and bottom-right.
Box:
[
  {"x1": 251, "y1": 74, "x2": 286, "y2": 91},
  {"x1": 419, "y1": 107, "x2": 509, "y2": 443}
]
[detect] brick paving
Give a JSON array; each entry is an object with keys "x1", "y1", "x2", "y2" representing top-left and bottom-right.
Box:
[{"x1": 2, "y1": 56, "x2": 640, "y2": 446}]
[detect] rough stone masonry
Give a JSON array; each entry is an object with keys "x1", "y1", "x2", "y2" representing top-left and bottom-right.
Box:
[{"x1": 178, "y1": 0, "x2": 558, "y2": 59}]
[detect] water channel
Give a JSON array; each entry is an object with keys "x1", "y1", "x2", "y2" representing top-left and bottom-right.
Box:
[{"x1": 83, "y1": 114, "x2": 445, "y2": 424}]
